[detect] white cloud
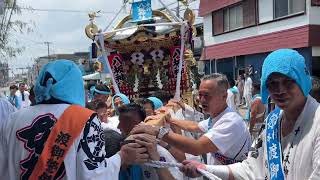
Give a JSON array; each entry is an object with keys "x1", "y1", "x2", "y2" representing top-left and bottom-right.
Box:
[
  {"x1": 8, "y1": 0, "x2": 199, "y2": 72},
  {"x1": 9, "y1": 0, "x2": 123, "y2": 68}
]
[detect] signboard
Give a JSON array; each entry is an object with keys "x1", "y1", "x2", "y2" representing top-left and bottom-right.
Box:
[{"x1": 131, "y1": 0, "x2": 152, "y2": 22}]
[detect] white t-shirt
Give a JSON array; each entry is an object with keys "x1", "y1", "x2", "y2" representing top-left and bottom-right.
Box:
[
  {"x1": 227, "y1": 89, "x2": 238, "y2": 112},
  {"x1": 0, "y1": 104, "x2": 121, "y2": 180},
  {"x1": 169, "y1": 104, "x2": 204, "y2": 140},
  {"x1": 16, "y1": 91, "x2": 31, "y2": 108},
  {"x1": 0, "y1": 97, "x2": 16, "y2": 125},
  {"x1": 169, "y1": 105, "x2": 205, "y2": 180},
  {"x1": 140, "y1": 145, "x2": 183, "y2": 180},
  {"x1": 101, "y1": 115, "x2": 121, "y2": 134},
  {"x1": 198, "y1": 107, "x2": 251, "y2": 165},
  {"x1": 244, "y1": 77, "x2": 253, "y2": 97}
]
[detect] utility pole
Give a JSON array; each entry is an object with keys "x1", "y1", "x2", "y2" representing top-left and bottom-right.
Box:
[
  {"x1": 176, "y1": 0, "x2": 180, "y2": 18},
  {"x1": 43, "y1": 41, "x2": 52, "y2": 58}
]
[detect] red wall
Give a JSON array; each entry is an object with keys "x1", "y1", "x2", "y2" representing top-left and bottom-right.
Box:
[
  {"x1": 199, "y1": 0, "x2": 242, "y2": 17},
  {"x1": 203, "y1": 25, "x2": 320, "y2": 60}
]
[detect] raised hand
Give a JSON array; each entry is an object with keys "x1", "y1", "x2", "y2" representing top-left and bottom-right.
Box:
[
  {"x1": 130, "y1": 124, "x2": 160, "y2": 136},
  {"x1": 119, "y1": 142, "x2": 149, "y2": 166},
  {"x1": 134, "y1": 134, "x2": 160, "y2": 161},
  {"x1": 168, "y1": 99, "x2": 185, "y2": 110},
  {"x1": 179, "y1": 160, "x2": 205, "y2": 178}
]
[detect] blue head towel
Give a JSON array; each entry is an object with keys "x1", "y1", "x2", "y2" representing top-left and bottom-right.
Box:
[
  {"x1": 93, "y1": 86, "x2": 111, "y2": 95},
  {"x1": 147, "y1": 97, "x2": 164, "y2": 110},
  {"x1": 261, "y1": 49, "x2": 312, "y2": 104},
  {"x1": 119, "y1": 165, "x2": 142, "y2": 180},
  {"x1": 111, "y1": 93, "x2": 130, "y2": 109},
  {"x1": 34, "y1": 60, "x2": 85, "y2": 107},
  {"x1": 229, "y1": 86, "x2": 239, "y2": 94}
]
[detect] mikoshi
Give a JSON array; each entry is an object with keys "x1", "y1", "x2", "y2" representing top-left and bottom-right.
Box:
[{"x1": 84, "y1": 0, "x2": 201, "y2": 124}]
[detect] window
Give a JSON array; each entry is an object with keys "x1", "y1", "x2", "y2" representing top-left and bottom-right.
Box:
[
  {"x1": 223, "y1": 5, "x2": 243, "y2": 31},
  {"x1": 274, "y1": 0, "x2": 305, "y2": 18},
  {"x1": 212, "y1": 0, "x2": 256, "y2": 35},
  {"x1": 211, "y1": 60, "x2": 216, "y2": 73},
  {"x1": 259, "y1": 0, "x2": 274, "y2": 23},
  {"x1": 312, "y1": 0, "x2": 320, "y2": 6}
]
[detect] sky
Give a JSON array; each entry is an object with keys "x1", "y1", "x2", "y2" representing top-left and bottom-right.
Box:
[{"x1": 8, "y1": 0, "x2": 199, "y2": 75}]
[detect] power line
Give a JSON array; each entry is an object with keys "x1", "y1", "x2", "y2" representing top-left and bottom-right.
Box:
[
  {"x1": 103, "y1": 1, "x2": 129, "y2": 32},
  {"x1": 2, "y1": 7, "x2": 119, "y2": 14}
]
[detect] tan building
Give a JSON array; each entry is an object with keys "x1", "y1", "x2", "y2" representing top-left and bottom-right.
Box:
[{"x1": 28, "y1": 52, "x2": 90, "y2": 85}]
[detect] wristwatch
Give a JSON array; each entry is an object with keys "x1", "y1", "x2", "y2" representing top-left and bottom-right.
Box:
[
  {"x1": 164, "y1": 143, "x2": 171, "y2": 150},
  {"x1": 157, "y1": 126, "x2": 170, "y2": 139}
]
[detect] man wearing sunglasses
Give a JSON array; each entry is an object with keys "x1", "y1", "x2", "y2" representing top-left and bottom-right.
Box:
[{"x1": 179, "y1": 49, "x2": 320, "y2": 180}]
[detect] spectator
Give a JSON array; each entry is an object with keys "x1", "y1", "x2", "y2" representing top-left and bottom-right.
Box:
[{"x1": 8, "y1": 85, "x2": 21, "y2": 109}]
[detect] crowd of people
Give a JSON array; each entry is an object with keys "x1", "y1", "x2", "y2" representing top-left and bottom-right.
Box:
[{"x1": 0, "y1": 48, "x2": 319, "y2": 180}]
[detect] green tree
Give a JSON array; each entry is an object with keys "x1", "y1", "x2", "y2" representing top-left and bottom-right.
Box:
[{"x1": 0, "y1": 0, "x2": 33, "y2": 60}]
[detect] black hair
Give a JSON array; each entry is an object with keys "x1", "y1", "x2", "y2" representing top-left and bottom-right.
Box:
[
  {"x1": 85, "y1": 102, "x2": 93, "y2": 110},
  {"x1": 9, "y1": 84, "x2": 18, "y2": 90},
  {"x1": 93, "y1": 84, "x2": 110, "y2": 95},
  {"x1": 144, "y1": 99, "x2": 155, "y2": 110},
  {"x1": 229, "y1": 79, "x2": 236, "y2": 87},
  {"x1": 118, "y1": 103, "x2": 146, "y2": 122},
  {"x1": 95, "y1": 100, "x2": 107, "y2": 110},
  {"x1": 134, "y1": 98, "x2": 144, "y2": 106},
  {"x1": 135, "y1": 98, "x2": 155, "y2": 111},
  {"x1": 152, "y1": 90, "x2": 172, "y2": 105},
  {"x1": 29, "y1": 85, "x2": 36, "y2": 106},
  {"x1": 103, "y1": 129, "x2": 124, "y2": 158},
  {"x1": 253, "y1": 82, "x2": 261, "y2": 91},
  {"x1": 87, "y1": 81, "x2": 96, "y2": 91},
  {"x1": 29, "y1": 86, "x2": 35, "y2": 97}
]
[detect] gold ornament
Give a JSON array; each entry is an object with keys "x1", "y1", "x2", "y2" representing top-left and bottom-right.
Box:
[
  {"x1": 85, "y1": 23, "x2": 99, "y2": 40},
  {"x1": 184, "y1": 8, "x2": 195, "y2": 25},
  {"x1": 178, "y1": 0, "x2": 188, "y2": 6},
  {"x1": 85, "y1": 11, "x2": 100, "y2": 40}
]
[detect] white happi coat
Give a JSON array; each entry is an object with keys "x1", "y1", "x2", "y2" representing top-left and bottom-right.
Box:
[
  {"x1": 101, "y1": 115, "x2": 121, "y2": 134},
  {"x1": 229, "y1": 96, "x2": 320, "y2": 180},
  {"x1": 0, "y1": 104, "x2": 121, "y2": 180},
  {"x1": 0, "y1": 97, "x2": 16, "y2": 125},
  {"x1": 140, "y1": 145, "x2": 183, "y2": 180}
]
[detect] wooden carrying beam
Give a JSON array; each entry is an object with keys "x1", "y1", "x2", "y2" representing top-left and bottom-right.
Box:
[{"x1": 144, "y1": 104, "x2": 182, "y2": 127}]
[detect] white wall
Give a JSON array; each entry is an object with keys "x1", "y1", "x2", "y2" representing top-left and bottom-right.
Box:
[
  {"x1": 203, "y1": 15, "x2": 213, "y2": 46},
  {"x1": 309, "y1": 0, "x2": 320, "y2": 25},
  {"x1": 203, "y1": 0, "x2": 317, "y2": 47},
  {"x1": 312, "y1": 47, "x2": 320, "y2": 56}
]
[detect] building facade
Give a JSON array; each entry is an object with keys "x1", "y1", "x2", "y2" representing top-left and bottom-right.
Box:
[
  {"x1": 28, "y1": 52, "x2": 91, "y2": 85},
  {"x1": 199, "y1": 0, "x2": 320, "y2": 81}
]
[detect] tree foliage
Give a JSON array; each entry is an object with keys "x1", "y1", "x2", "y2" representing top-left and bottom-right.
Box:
[{"x1": 0, "y1": 0, "x2": 33, "y2": 60}]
